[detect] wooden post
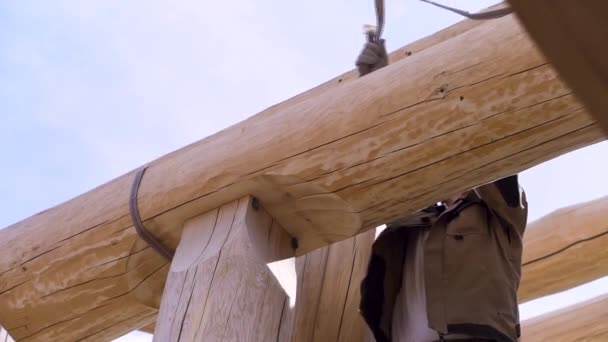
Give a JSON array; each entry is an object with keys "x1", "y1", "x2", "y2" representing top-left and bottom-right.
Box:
[
  {"x1": 152, "y1": 196, "x2": 375, "y2": 341},
  {"x1": 153, "y1": 196, "x2": 294, "y2": 341}
]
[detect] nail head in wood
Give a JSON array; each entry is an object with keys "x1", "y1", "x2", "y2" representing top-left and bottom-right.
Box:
[
  {"x1": 291, "y1": 237, "x2": 299, "y2": 250},
  {"x1": 251, "y1": 197, "x2": 260, "y2": 210}
]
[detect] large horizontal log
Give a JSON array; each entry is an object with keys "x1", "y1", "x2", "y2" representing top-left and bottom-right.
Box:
[
  {"x1": 0, "y1": 11, "x2": 605, "y2": 342},
  {"x1": 509, "y1": 0, "x2": 608, "y2": 134},
  {"x1": 522, "y1": 293, "x2": 608, "y2": 341},
  {"x1": 519, "y1": 196, "x2": 608, "y2": 303}
]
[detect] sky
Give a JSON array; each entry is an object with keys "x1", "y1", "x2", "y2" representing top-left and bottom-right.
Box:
[{"x1": 0, "y1": 0, "x2": 606, "y2": 341}]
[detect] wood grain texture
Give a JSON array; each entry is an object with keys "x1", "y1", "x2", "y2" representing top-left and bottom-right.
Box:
[
  {"x1": 1, "y1": 12, "x2": 606, "y2": 341},
  {"x1": 519, "y1": 196, "x2": 608, "y2": 303},
  {"x1": 522, "y1": 294, "x2": 608, "y2": 341},
  {"x1": 508, "y1": 0, "x2": 608, "y2": 134}
]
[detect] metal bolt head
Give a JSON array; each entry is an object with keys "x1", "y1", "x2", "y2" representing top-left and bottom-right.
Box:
[
  {"x1": 291, "y1": 237, "x2": 299, "y2": 250},
  {"x1": 251, "y1": 197, "x2": 260, "y2": 211}
]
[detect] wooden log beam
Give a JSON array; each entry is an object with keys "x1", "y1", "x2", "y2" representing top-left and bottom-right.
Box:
[
  {"x1": 522, "y1": 294, "x2": 608, "y2": 341},
  {"x1": 519, "y1": 196, "x2": 608, "y2": 303},
  {"x1": 508, "y1": 0, "x2": 608, "y2": 134},
  {"x1": 0, "y1": 11, "x2": 605, "y2": 341}
]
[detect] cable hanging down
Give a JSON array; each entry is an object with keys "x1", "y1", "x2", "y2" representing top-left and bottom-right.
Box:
[{"x1": 373, "y1": 0, "x2": 385, "y2": 42}]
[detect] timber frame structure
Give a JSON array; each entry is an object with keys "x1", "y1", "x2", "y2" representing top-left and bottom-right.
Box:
[{"x1": 1, "y1": 2, "x2": 607, "y2": 341}]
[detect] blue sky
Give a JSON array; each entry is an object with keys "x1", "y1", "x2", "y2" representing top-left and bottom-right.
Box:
[{"x1": 1, "y1": 1, "x2": 606, "y2": 340}]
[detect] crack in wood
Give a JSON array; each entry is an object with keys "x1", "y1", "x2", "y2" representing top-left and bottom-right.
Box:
[
  {"x1": 480, "y1": 93, "x2": 577, "y2": 123},
  {"x1": 0, "y1": 279, "x2": 29, "y2": 297},
  {"x1": 503, "y1": 62, "x2": 550, "y2": 78},
  {"x1": 98, "y1": 262, "x2": 168, "y2": 306},
  {"x1": 176, "y1": 266, "x2": 199, "y2": 341},
  {"x1": 442, "y1": 60, "x2": 487, "y2": 77},
  {"x1": 221, "y1": 274, "x2": 243, "y2": 342},
  {"x1": 39, "y1": 269, "x2": 133, "y2": 300},
  {"x1": 523, "y1": 227, "x2": 608, "y2": 267},
  {"x1": 337, "y1": 240, "x2": 358, "y2": 341},
  {"x1": 78, "y1": 310, "x2": 156, "y2": 342},
  {"x1": 54, "y1": 213, "x2": 131, "y2": 246},
  {"x1": 1, "y1": 214, "x2": 131, "y2": 280},
  {"x1": 310, "y1": 249, "x2": 330, "y2": 340},
  {"x1": 305, "y1": 117, "x2": 484, "y2": 188},
  {"x1": 16, "y1": 266, "x2": 166, "y2": 339},
  {"x1": 275, "y1": 298, "x2": 287, "y2": 342},
  {"x1": 194, "y1": 252, "x2": 222, "y2": 340},
  {"x1": 0, "y1": 245, "x2": 62, "y2": 279}
]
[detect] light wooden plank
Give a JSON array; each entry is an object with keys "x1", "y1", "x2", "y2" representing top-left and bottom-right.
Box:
[{"x1": 291, "y1": 247, "x2": 329, "y2": 342}]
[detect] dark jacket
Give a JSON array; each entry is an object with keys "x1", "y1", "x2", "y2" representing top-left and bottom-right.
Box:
[{"x1": 359, "y1": 176, "x2": 528, "y2": 342}]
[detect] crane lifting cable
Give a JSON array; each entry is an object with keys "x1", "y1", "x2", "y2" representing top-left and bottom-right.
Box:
[
  {"x1": 420, "y1": 0, "x2": 513, "y2": 20},
  {"x1": 365, "y1": 0, "x2": 512, "y2": 43},
  {"x1": 374, "y1": 0, "x2": 385, "y2": 41},
  {"x1": 364, "y1": 0, "x2": 385, "y2": 43}
]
